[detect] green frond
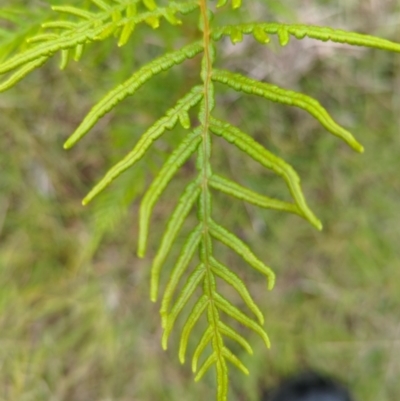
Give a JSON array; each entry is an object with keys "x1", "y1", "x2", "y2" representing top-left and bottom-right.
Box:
[
  {"x1": 118, "y1": 18, "x2": 135, "y2": 47},
  {"x1": 217, "y1": 0, "x2": 242, "y2": 9},
  {"x1": 179, "y1": 294, "x2": 209, "y2": 362},
  {"x1": 82, "y1": 85, "x2": 203, "y2": 205},
  {"x1": 116, "y1": 2, "x2": 199, "y2": 33},
  {"x1": 2, "y1": 1, "x2": 399, "y2": 399},
  {"x1": 162, "y1": 263, "x2": 205, "y2": 347},
  {"x1": 41, "y1": 21, "x2": 78, "y2": 30},
  {"x1": 0, "y1": 57, "x2": 47, "y2": 93},
  {"x1": 64, "y1": 42, "x2": 203, "y2": 149},
  {"x1": 194, "y1": 352, "x2": 217, "y2": 381},
  {"x1": 214, "y1": 293, "x2": 271, "y2": 349},
  {"x1": 0, "y1": 23, "x2": 100, "y2": 75},
  {"x1": 209, "y1": 220, "x2": 275, "y2": 290},
  {"x1": 138, "y1": 128, "x2": 202, "y2": 258},
  {"x1": 228, "y1": 28, "x2": 243, "y2": 44},
  {"x1": 232, "y1": 0, "x2": 242, "y2": 9},
  {"x1": 192, "y1": 326, "x2": 213, "y2": 372},
  {"x1": 253, "y1": 26, "x2": 271, "y2": 44},
  {"x1": 26, "y1": 33, "x2": 59, "y2": 43},
  {"x1": 0, "y1": 1, "x2": 199, "y2": 83},
  {"x1": 209, "y1": 174, "x2": 303, "y2": 217},
  {"x1": 210, "y1": 117, "x2": 322, "y2": 230},
  {"x1": 216, "y1": 359, "x2": 229, "y2": 401},
  {"x1": 0, "y1": 8, "x2": 50, "y2": 62},
  {"x1": 160, "y1": 224, "x2": 203, "y2": 332},
  {"x1": 212, "y1": 69, "x2": 364, "y2": 152},
  {"x1": 212, "y1": 23, "x2": 400, "y2": 52},
  {"x1": 143, "y1": 0, "x2": 157, "y2": 11},
  {"x1": 90, "y1": 0, "x2": 112, "y2": 11},
  {"x1": 51, "y1": 6, "x2": 95, "y2": 20},
  {"x1": 217, "y1": 321, "x2": 253, "y2": 355},
  {"x1": 151, "y1": 178, "x2": 201, "y2": 301},
  {"x1": 216, "y1": 0, "x2": 228, "y2": 8},
  {"x1": 73, "y1": 43, "x2": 84, "y2": 61},
  {"x1": 59, "y1": 49, "x2": 69, "y2": 69},
  {"x1": 210, "y1": 257, "x2": 264, "y2": 324},
  {"x1": 222, "y1": 347, "x2": 249, "y2": 375}
]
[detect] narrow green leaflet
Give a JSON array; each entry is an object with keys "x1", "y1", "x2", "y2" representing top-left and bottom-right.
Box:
[
  {"x1": 65, "y1": 42, "x2": 203, "y2": 148},
  {"x1": 161, "y1": 225, "x2": 202, "y2": 331},
  {"x1": 212, "y1": 23, "x2": 400, "y2": 52},
  {"x1": 179, "y1": 294, "x2": 209, "y2": 363},
  {"x1": 210, "y1": 117, "x2": 322, "y2": 230},
  {"x1": 138, "y1": 128, "x2": 202, "y2": 257},
  {"x1": 51, "y1": 6, "x2": 95, "y2": 20},
  {"x1": 218, "y1": 321, "x2": 253, "y2": 355},
  {"x1": 151, "y1": 178, "x2": 201, "y2": 301},
  {"x1": 82, "y1": 86, "x2": 203, "y2": 205},
  {"x1": 192, "y1": 326, "x2": 213, "y2": 372},
  {"x1": 211, "y1": 257, "x2": 264, "y2": 324},
  {"x1": 214, "y1": 293, "x2": 271, "y2": 348},
  {"x1": 162, "y1": 262, "x2": 205, "y2": 346},
  {"x1": 0, "y1": 57, "x2": 47, "y2": 93},
  {"x1": 212, "y1": 69, "x2": 364, "y2": 152},
  {"x1": 222, "y1": 347, "x2": 249, "y2": 375},
  {"x1": 209, "y1": 220, "x2": 275, "y2": 290},
  {"x1": 194, "y1": 353, "x2": 217, "y2": 381},
  {"x1": 209, "y1": 174, "x2": 303, "y2": 217}
]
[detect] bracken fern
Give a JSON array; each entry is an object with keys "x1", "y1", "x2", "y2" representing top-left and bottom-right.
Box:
[{"x1": 1, "y1": 1, "x2": 399, "y2": 400}]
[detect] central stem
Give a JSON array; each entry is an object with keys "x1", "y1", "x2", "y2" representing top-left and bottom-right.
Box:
[{"x1": 197, "y1": 1, "x2": 227, "y2": 398}]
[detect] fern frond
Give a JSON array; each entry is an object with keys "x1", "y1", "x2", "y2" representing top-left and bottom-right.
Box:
[
  {"x1": 217, "y1": 0, "x2": 242, "y2": 10},
  {"x1": 65, "y1": 42, "x2": 203, "y2": 149},
  {"x1": 138, "y1": 127, "x2": 202, "y2": 257},
  {"x1": 151, "y1": 178, "x2": 201, "y2": 301},
  {"x1": 160, "y1": 223, "x2": 203, "y2": 333},
  {"x1": 0, "y1": 7, "x2": 49, "y2": 62},
  {"x1": 162, "y1": 262, "x2": 205, "y2": 344},
  {"x1": 0, "y1": 1, "x2": 199, "y2": 84},
  {"x1": 0, "y1": 57, "x2": 47, "y2": 93},
  {"x1": 82, "y1": 85, "x2": 203, "y2": 204},
  {"x1": 217, "y1": 321, "x2": 253, "y2": 355},
  {"x1": 179, "y1": 293, "x2": 209, "y2": 363},
  {"x1": 212, "y1": 23, "x2": 400, "y2": 52},
  {"x1": 90, "y1": 0, "x2": 112, "y2": 12},
  {"x1": 214, "y1": 292, "x2": 270, "y2": 348},
  {"x1": 194, "y1": 352, "x2": 217, "y2": 381},
  {"x1": 221, "y1": 347, "x2": 249, "y2": 375},
  {"x1": 209, "y1": 220, "x2": 275, "y2": 290},
  {"x1": 192, "y1": 325, "x2": 213, "y2": 372},
  {"x1": 1, "y1": 1, "x2": 399, "y2": 400},
  {"x1": 209, "y1": 117, "x2": 323, "y2": 230},
  {"x1": 210, "y1": 257, "x2": 264, "y2": 324},
  {"x1": 212, "y1": 69, "x2": 364, "y2": 152},
  {"x1": 51, "y1": 5, "x2": 95, "y2": 20},
  {"x1": 209, "y1": 174, "x2": 303, "y2": 217}
]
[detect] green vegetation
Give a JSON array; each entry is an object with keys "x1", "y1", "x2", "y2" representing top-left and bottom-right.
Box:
[{"x1": 0, "y1": 1, "x2": 399, "y2": 400}]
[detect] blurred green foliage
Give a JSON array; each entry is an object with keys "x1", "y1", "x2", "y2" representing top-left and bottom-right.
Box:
[{"x1": 0, "y1": 1, "x2": 399, "y2": 400}]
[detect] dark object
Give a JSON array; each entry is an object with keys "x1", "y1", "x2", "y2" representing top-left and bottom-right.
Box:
[{"x1": 263, "y1": 371, "x2": 353, "y2": 401}]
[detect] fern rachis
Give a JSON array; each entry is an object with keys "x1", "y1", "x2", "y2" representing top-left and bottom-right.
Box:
[{"x1": 1, "y1": 1, "x2": 399, "y2": 400}]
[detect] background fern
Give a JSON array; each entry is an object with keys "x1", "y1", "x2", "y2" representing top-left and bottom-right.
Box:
[{"x1": 0, "y1": 0, "x2": 400, "y2": 398}]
